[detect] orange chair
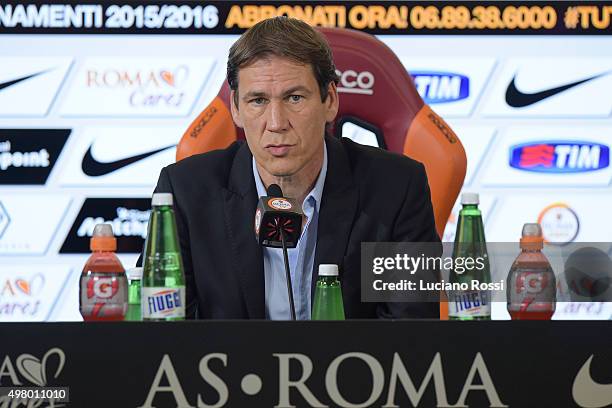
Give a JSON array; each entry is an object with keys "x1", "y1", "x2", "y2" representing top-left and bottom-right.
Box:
[{"x1": 176, "y1": 27, "x2": 467, "y2": 319}]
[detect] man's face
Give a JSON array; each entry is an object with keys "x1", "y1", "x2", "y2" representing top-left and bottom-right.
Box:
[{"x1": 230, "y1": 55, "x2": 338, "y2": 178}]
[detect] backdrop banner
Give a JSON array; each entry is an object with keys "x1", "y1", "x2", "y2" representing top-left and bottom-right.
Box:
[{"x1": 0, "y1": 321, "x2": 611, "y2": 407}]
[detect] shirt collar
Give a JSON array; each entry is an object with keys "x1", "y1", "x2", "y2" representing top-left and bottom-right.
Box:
[{"x1": 253, "y1": 141, "x2": 328, "y2": 210}]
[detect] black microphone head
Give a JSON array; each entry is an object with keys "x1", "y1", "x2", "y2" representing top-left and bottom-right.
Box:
[
  {"x1": 254, "y1": 183, "x2": 302, "y2": 249},
  {"x1": 267, "y1": 184, "x2": 283, "y2": 198},
  {"x1": 564, "y1": 246, "x2": 612, "y2": 301}
]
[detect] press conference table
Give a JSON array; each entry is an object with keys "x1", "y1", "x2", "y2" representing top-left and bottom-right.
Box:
[{"x1": 2, "y1": 321, "x2": 610, "y2": 407}]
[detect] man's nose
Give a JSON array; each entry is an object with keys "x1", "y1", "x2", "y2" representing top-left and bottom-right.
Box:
[{"x1": 266, "y1": 100, "x2": 289, "y2": 133}]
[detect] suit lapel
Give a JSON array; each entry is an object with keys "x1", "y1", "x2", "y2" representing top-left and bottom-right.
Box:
[
  {"x1": 223, "y1": 142, "x2": 265, "y2": 319},
  {"x1": 313, "y1": 136, "x2": 358, "y2": 298}
]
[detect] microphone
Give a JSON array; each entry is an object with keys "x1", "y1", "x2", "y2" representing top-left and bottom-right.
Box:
[
  {"x1": 254, "y1": 184, "x2": 302, "y2": 320},
  {"x1": 267, "y1": 183, "x2": 282, "y2": 198},
  {"x1": 564, "y1": 247, "x2": 612, "y2": 302},
  {"x1": 254, "y1": 184, "x2": 303, "y2": 248}
]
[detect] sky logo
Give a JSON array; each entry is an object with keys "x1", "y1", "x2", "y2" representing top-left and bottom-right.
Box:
[
  {"x1": 510, "y1": 141, "x2": 610, "y2": 173},
  {"x1": 410, "y1": 71, "x2": 469, "y2": 104}
]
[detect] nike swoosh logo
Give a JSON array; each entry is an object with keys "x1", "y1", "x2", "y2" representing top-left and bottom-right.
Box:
[
  {"x1": 505, "y1": 71, "x2": 610, "y2": 108},
  {"x1": 81, "y1": 144, "x2": 175, "y2": 177},
  {"x1": 0, "y1": 70, "x2": 49, "y2": 91},
  {"x1": 573, "y1": 355, "x2": 612, "y2": 408}
]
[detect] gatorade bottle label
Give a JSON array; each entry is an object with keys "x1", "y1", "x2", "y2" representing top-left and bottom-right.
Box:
[
  {"x1": 142, "y1": 287, "x2": 185, "y2": 319},
  {"x1": 80, "y1": 273, "x2": 128, "y2": 320},
  {"x1": 448, "y1": 290, "x2": 491, "y2": 318}
]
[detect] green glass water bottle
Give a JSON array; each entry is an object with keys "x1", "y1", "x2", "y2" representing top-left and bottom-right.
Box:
[
  {"x1": 448, "y1": 192, "x2": 491, "y2": 320},
  {"x1": 126, "y1": 267, "x2": 142, "y2": 321},
  {"x1": 312, "y1": 264, "x2": 345, "y2": 320},
  {"x1": 142, "y1": 193, "x2": 186, "y2": 321}
]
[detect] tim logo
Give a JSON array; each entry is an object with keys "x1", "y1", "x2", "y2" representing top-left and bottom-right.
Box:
[
  {"x1": 411, "y1": 71, "x2": 469, "y2": 104},
  {"x1": 510, "y1": 141, "x2": 610, "y2": 173}
]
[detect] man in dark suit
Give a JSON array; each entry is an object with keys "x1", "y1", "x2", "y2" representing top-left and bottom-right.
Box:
[{"x1": 151, "y1": 17, "x2": 440, "y2": 319}]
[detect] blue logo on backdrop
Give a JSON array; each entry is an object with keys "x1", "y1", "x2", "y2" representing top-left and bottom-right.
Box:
[
  {"x1": 509, "y1": 141, "x2": 610, "y2": 173},
  {"x1": 410, "y1": 71, "x2": 469, "y2": 104}
]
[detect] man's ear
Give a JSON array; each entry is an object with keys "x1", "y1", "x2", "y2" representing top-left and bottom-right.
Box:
[
  {"x1": 230, "y1": 90, "x2": 243, "y2": 128},
  {"x1": 324, "y1": 82, "x2": 339, "y2": 123}
]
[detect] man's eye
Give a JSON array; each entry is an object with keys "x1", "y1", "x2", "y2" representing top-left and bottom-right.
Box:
[
  {"x1": 289, "y1": 95, "x2": 303, "y2": 103},
  {"x1": 250, "y1": 98, "x2": 266, "y2": 105}
]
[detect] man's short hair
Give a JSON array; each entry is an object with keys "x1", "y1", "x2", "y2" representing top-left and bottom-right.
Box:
[{"x1": 227, "y1": 17, "x2": 339, "y2": 108}]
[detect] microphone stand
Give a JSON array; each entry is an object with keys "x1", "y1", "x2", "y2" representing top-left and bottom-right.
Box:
[{"x1": 279, "y1": 228, "x2": 297, "y2": 320}]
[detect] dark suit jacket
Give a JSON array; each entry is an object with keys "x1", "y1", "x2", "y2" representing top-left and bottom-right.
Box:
[{"x1": 150, "y1": 135, "x2": 440, "y2": 319}]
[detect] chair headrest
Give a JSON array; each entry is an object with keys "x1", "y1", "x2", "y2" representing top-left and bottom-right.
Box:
[{"x1": 319, "y1": 27, "x2": 424, "y2": 152}]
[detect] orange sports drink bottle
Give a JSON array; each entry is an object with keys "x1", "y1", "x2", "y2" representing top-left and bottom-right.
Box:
[
  {"x1": 79, "y1": 224, "x2": 128, "y2": 321},
  {"x1": 506, "y1": 223, "x2": 556, "y2": 320}
]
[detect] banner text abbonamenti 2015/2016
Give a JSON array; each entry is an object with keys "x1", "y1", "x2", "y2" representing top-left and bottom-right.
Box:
[{"x1": 0, "y1": 2, "x2": 610, "y2": 35}]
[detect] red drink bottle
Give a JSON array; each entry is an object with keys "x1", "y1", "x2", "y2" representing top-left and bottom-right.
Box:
[
  {"x1": 507, "y1": 223, "x2": 556, "y2": 320},
  {"x1": 79, "y1": 224, "x2": 128, "y2": 321}
]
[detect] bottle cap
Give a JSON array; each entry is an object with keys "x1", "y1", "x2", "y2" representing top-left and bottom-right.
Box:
[
  {"x1": 318, "y1": 264, "x2": 339, "y2": 276},
  {"x1": 152, "y1": 193, "x2": 173, "y2": 206},
  {"x1": 90, "y1": 223, "x2": 117, "y2": 251},
  {"x1": 461, "y1": 192, "x2": 479, "y2": 205},
  {"x1": 520, "y1": 223, "x2": 544, "y2": 250},
  {"x1": 522, "y1": 223, "x2": 542, "y2": 237},
  {"x1": 126, "y1": 267, "x2": 143, "y2": 280}
]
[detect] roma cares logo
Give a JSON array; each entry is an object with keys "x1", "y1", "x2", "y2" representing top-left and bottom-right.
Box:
[
  {"x1": 159, "y1": 67, "x2": 189, "y2": 88},
  {"x1": 86, "y1": 65, "x2": 189, "y2": 89},
  {"x1": 1, "y1": 274, "x2": 45, "y2": 297}
]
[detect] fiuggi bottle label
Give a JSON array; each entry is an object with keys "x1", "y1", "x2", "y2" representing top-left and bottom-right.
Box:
[
  {"x1": 142, "y1": 287, "x2": 185, "y2": 319},
  {"x1": 448, "y1": 290, "x2": 491, "y2": 318}
]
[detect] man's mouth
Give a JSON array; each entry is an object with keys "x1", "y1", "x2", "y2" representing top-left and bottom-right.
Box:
[{"x1": 265, "y1": 144, "x2": 294, "y2": 157}]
